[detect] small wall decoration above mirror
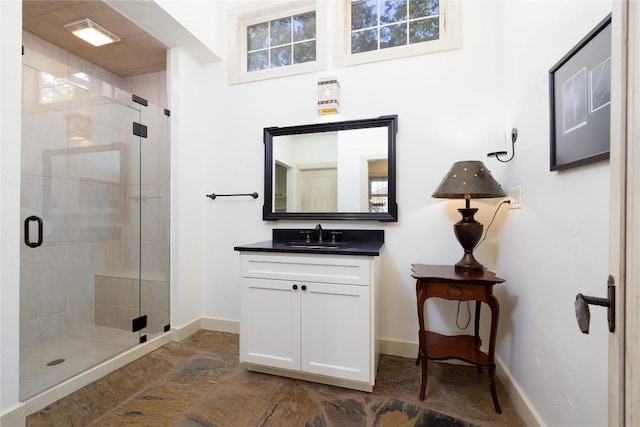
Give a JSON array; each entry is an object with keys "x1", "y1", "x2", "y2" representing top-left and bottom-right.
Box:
[{"x1": 263, "y1": 115, "x2": 398, "y2": 221}]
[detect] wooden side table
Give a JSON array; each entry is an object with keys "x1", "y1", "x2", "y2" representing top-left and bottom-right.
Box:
[{"x1": 411, "y1": 264, "x2": 505, "y2": 414}]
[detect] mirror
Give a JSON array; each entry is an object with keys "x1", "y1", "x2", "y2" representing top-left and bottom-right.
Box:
[{"x1": 263, "y1": 115, "x2": 398, "y2": 221}]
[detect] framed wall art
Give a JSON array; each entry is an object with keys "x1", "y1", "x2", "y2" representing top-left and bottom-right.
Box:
[{"x1": 549, "y1": 13, "x2": 612, "y2": 171}]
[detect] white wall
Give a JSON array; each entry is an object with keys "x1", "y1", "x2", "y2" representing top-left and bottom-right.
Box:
[
  {"x1": 154, "y1": 0, "x2": 224, "y2": 56},
  {"x1": 494, "y1": 2, "x2": 612, "y2": 426},
  {"x1": 1, "y1": 0, "x2": 23, "y2": 422},
  {"x1": 168, "y1": 47, "x2": 207, "y2": 330}
]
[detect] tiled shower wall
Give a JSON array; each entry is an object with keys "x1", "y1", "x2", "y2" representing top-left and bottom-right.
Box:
[{"x1": 20, "y1": 32, "x2": 168, "y2": 349}]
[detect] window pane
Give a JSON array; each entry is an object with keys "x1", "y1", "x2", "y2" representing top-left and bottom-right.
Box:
[
  {"x1": 41, "y1": 72, "x2": 55, "y2": 86},
  {"x1": 293, "y1": 41, "x2": 316, "y2": 64},
  {"x1": 380, "y1": 0, "x2": 407, "y2": 24},
  {"x1": 270, "y1": 18, "x2": 292, "y2": 46},
  {"x1": 293, "y1": 12, "x2": 315, "y2": 41},
  {"x1": 244, "y1": 9, "x2": 317, "y2": 75},
  {"x1": 351, "y1": 0, "x2": 378, "y2": 30},
  {"x1": 371, "y1": 181, "x2": 388, "y2": 194},
  {"x1": 380, "y1": 24, "x2": 407, "y2": 49},
  {"x1": 409, "y1": 0, "x2": 439, "y2": 19},
  {"x1": 247, "y1": 51, "x2": 269, "y2": 71},
  {"x1": 270, "y1": 46, "x2": 292, "y2": 68},
  {"x1": 369, "y1": 178, "x2": 388, "y2": 213},
  {"x1": 41, "y1": 87, "x2": 54, "y2": 104},
  {"x1": 409, "y1": 17, "x2": 439, "y2": 43},
  {"x1": 247, "y1": 22, "x2": 269, "y2": 51},
  {"x1": 352, "y1": 29, "x2": 378, "y2": 53},
  {"x1": 55, "y1": 85, "x2": 72, "y2": 100}
]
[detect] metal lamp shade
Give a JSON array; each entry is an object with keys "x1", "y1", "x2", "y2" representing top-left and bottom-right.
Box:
[
  {"x1": 432, "y1": 161, "x2": 506, "y2": 200},
  {"x1": 432, "y1": 161, "x2": 506, "y2": 274}
]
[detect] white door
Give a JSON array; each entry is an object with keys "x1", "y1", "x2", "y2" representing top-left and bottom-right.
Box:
[
  {"x1": 240, "y1": 278, "x2": 300, "y2": 370},
  {"x1": 297, "y1": 167, "x2": 337, "y2": 212},
  {"x1": 300, "y1": 282, "x2": 370, "y2": 382},
  {"x1": 609, "y1": 1, "x2": 639, "y2": 424}
]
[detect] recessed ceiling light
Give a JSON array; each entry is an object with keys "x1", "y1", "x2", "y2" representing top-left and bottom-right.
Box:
[{"x1": 64, "y1": 18, "x2": 121, "y2": 47}]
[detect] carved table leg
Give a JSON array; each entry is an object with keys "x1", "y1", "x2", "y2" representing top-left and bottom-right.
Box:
[
  {"x1": 474, "y1": 300, "x2": 483, "y2": 374},
  {"x1": 489, "y1": 363, "x2": 501, "y2": 414},
  {"x1": 416, "y1": 280, "x2": 428, "y2": 400},
  {"x1": 419, "y1": 331, "x2": 428, "y2": 400},
  {"x1": 487, "y1": 293, "x2": 502, "y2": 414}
]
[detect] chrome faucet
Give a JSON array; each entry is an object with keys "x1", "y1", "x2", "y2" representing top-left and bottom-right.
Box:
[{"x1": 315, "y1": 224, "x2": 323, "y2": 243}]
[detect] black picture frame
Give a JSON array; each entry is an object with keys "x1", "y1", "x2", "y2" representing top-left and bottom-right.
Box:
[{"x1": 549, "y1": 13, "x2": 612, "y2": 171}]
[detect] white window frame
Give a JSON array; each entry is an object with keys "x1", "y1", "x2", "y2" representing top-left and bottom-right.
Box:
[
  {"x1": 333, "y1": 0, "x2": 462, "y2": 68},
  {"x1": 228, "y1": 1, "x2": 327, "y2": 85}
]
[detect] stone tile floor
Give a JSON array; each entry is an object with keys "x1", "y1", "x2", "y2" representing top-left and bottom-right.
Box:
[{"x1": 27, "y1": 330, "x2": 526, "y2": 427}]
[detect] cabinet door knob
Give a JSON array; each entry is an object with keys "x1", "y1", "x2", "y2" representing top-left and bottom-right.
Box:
[
  {"x1": 292, "y1": 284, "x2": 298, "y2": 290},
  {"x1": 301, "y1": 285, "x2": 307, "y2": 291}
]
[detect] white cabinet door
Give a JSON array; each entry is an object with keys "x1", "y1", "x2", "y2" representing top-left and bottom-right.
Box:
[
  {"x1": 240, "y1": 278, "x2": 300, "y2": 371},
  {"x1": 300, "y1": 282, "x2": 370, "y2": 382}
]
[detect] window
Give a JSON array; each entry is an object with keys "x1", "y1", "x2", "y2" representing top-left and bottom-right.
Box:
[
  {"x1": 369, "y1": 178, "x2": 388, "y2": 213},
  {"x1": 351, "y1": 0, "x2": 439, "y2": 54},
  {"x1": 228, "y1": 1, "x2": 459, "y2": 83},
  {"x1": 247, "y1": 11, "x2": 316, "y2": 72},
  {"x1": 335, "y1": 0, "x2": 461, "y2": 67},
  {"x1": 40, "y1": 72, "x2": 74, "y2": 104},
  {"x1": 228, "y1": 1, "x2": 325, "y2": 84}
]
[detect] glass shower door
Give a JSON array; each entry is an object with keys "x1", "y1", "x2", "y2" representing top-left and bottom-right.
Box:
[
  {"x1": 130, "y1": 99, "x2": 171, "y2": 341},
  {"x1": 19, "y1": 64, "x2": 157, "y2": 399}
]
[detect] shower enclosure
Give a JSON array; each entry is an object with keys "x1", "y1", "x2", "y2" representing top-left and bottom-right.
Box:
[{"x1": 20, "y1": 63, "x2": 170, "y2": 400}]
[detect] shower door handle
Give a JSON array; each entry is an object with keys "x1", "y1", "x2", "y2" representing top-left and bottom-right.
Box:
[{"x1": 24, "y1": 215, "x2": 43, "y2": 248}]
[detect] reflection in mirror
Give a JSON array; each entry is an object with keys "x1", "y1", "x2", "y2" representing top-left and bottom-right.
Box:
[{"x1": 264, "y1": 115, "x2": 398, "y2": 221}]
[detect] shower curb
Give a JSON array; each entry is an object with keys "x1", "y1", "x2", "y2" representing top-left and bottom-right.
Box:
[{"x1": 23, "y1": 331, "x2": 172, "y2": 416}]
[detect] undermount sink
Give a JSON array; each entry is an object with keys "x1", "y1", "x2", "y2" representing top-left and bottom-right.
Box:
[{"x1": 285, "y1": 241, "x2": 346, "y2": 249}]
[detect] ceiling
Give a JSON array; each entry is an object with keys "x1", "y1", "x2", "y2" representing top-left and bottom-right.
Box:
[{"x1": 23, "y1": 0, "x2": 168, "y2": 78}]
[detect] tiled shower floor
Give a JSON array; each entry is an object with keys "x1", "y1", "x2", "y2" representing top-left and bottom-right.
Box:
[{"x1": 20, "y1": 325, "x2": 139, "y2": 400}]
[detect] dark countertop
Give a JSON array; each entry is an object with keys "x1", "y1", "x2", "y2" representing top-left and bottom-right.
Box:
[{"x1": 234, "y1": 229, "x2": 384, "y2": 256}]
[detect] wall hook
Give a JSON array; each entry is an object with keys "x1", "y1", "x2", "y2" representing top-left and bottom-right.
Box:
[{"x1": 487, "y1": 128, "x2": 517, "y2": 163}]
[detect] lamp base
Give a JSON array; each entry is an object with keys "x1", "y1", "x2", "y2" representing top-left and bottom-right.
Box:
[
  {"x1": 453, "y1": 208, "x2": 485, "y2": 275},
  {"x1": 455, "y1": 254, "x2": 485, "y2": 274}
]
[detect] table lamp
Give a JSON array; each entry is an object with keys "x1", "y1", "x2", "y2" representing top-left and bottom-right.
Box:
[{"x1": 432, "y1": 160, "x2": 506, "y2": 274}]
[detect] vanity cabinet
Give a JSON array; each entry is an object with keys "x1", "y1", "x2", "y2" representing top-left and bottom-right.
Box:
[{"x1": 239, "y1": 252, "x2": 381, "y2": 391}]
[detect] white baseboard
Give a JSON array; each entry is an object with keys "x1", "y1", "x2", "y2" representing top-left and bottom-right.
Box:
[
  {"x1": 201, "y1": 317, "x2": 239, "y2": 334},
  {"x1": 495, "y1": 356, "x2": 544, "y2": 427},
  {"x1": 170, "y1": 318, "x2": 202, "y2": 342},
  {"x1": 379, "y1": 337, "x2": 419, "y2": 359},
  {"x1": 1, "y1": 403, "x2": 25, "y2": 427},
  {"x1": 170, "y1": 317, "x2": 239, "y2": 341}
]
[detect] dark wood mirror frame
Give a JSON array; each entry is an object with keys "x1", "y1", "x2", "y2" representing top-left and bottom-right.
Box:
[{"x1": 263, "y1": 115, "x2": 398, "y2": 222}]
